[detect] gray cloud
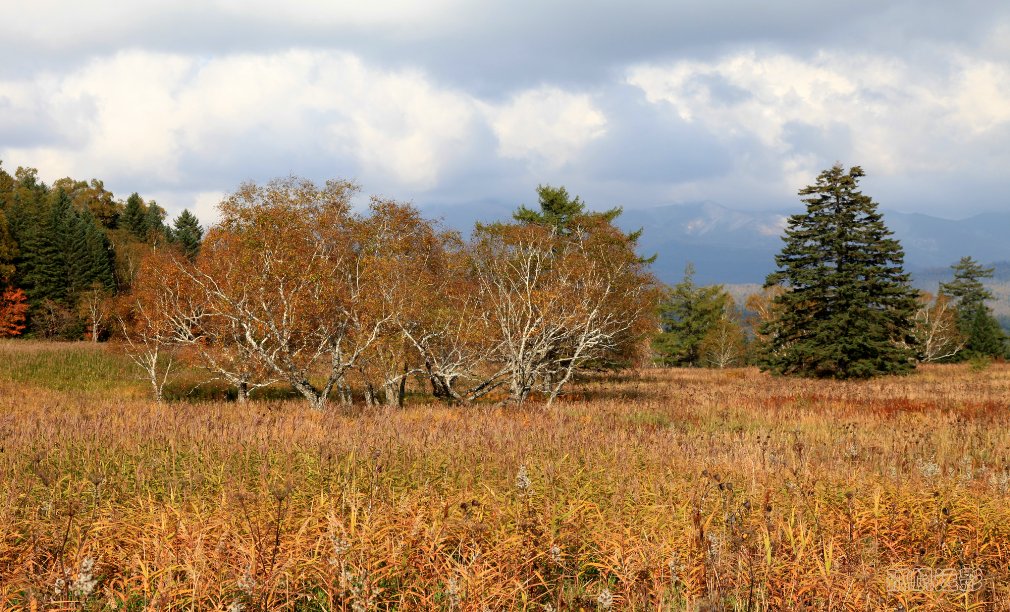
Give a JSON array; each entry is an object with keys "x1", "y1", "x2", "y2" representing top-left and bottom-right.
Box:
[{"x1": 0, "y1": 1, "x2": 1008, "y2": 224}]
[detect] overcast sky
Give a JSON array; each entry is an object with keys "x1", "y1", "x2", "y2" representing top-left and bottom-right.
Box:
[{"x1": 1, "y1": 1, "x2": 1008, "y2": 223}]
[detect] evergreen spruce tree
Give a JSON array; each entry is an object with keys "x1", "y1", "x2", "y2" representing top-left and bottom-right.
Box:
[
  {"x1": 18, "y1": 191, "x2": 70, "y2": 307},
  {"x1": 0, "y1": 209, "x2": 17, "y2": 283},
  {"x1": 123, "y1": 193, "x2": 148, "y2": 239},
  {"x1": 761, "y1": 164, "x2": 918, "y2": 378},
  {"x1": 940, "y1": 256, "x2": 1007, "y2": 358},
  {"x1": 514, "y1": 184, "x2": 622, "y2": 234},
  {"x1": 65, "y1": 209, "x2": 115, "y2": 298},
  {"x1": 144, "y1": 200, "x2": 168, "y2": 240},
  {"x1": 171, "y1": 209, "x2": 204, "y2": 260},
  {"x1": 653, "y1": 263, "x2": 732, "y2": 366},
  {"x1": 83, "y1": 215, "x2": 116, "y2": 292}
]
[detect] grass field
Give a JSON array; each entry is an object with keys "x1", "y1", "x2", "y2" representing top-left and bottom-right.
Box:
[{"x1": 0, "y1": 342, "x2": 1009, "y2": 610}]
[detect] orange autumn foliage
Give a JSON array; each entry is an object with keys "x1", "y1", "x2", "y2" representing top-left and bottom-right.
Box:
[{"x1": 0, "y1": 287, "x2": 28, "y2": 337}]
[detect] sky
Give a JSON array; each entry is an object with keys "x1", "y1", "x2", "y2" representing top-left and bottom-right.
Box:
[{"x1": 1, "y1": 1, "x2": 1008, "y2": 225}]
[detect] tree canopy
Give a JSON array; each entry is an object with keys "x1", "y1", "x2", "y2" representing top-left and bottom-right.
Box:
[
  {"x1": 760, "y1": 164, "x2": 918, "y2": 378},
  {"x1": 939, "y1": 256, "x2": 1008, "y2": 359}
]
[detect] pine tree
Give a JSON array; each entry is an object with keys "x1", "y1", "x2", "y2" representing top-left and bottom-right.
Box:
[
  {"x1": 0, "y1": 209, "x2": 17, "y2": 283},
  {"x1": 761, "y1": 164, "x2": 918, "y2": 378},
  {"x1": 940, "y1": 256, "x2": 1007, "y2": 358},
  {"x1": 653, "y1": 263, "x2": 732, "y2": 366},
  {"x1": 171, "y1": 209, "x2": 204, "y2": 260},
  {"x1": 123, "y1": 193, "x2": 148, "y2": 239},
  {"x1": 65, "y1": 209, "x2": 116, "y2": 299},
  {"x1": 144, "y1": 201, "x2": 167, "y2": 240},
  {"x1": 82, "y1": 216, "x2": 116, "y2": 292},
  {"x1": 514, "y1": 184, "x2": 622, "y2": 234},
  {"x1": 18, "y1": 190, "x2": 69, "y2": 307}
]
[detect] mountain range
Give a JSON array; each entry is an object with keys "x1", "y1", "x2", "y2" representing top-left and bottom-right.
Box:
[{"x1": 423, "y1": 200, "x2": 1010, "y2": 287}]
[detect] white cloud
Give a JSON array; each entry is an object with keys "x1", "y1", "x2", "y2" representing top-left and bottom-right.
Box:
[
  {"x1": 191, "y1": 190, "x2": 227, "y2": 227},
  {"x1": 627, "y1": 51, "x2": 1010, "y2": 186},
  {"x1": 485, "y1": 87, "x2": 607, "y2": 168},
  {"x1": 0, "y1": 48, "x2": 613, "y2": 220},
  {"x1": 0, "y1": 50, "x2": 483, "y2": 203}
]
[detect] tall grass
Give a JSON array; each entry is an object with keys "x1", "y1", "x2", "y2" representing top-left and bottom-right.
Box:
[{"x1": 0, "y1": 342, "x2": 1007, "y2": 609}]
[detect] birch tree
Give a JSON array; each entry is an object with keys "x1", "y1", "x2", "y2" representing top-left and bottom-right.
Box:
[
  {"x1": 116, "y1": 251, "x2": 177, "y2": 402},
  {"x1": 910, "y1": 292, "x2": 965, "y2": 363},
  {"x1": 187, "y1": 178, "x2": 388, "y2": 410},
  {"x1": 471, "y1": 218, "x2": 656, "y2": 405}
]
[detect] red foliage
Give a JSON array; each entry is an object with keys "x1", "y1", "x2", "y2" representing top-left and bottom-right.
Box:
[{"x1": 0, "y1": 287, "x2": 27, "y2": 337}]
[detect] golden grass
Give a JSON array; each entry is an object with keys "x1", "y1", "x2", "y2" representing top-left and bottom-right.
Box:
[{"x1": 0, "y1": 345, "x2": 1008, "y2": 610}]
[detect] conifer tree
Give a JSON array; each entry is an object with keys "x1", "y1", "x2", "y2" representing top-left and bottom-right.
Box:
[
  {"x1": 18, "y1": 190, "x2": 70, "y2": 306},
  {"x1": 514, "y1": 184, "x2": 622, "y2": 234},
  {"x1": 144, "y1": 201, "x2": 167, "y2": 240},
  {"x1": 0, "y1": 209, "x2": 17, "y2": 283},
  {"x1": 761, "y1": 164, "x2": 918, "y2": 378},
  {"x1": 653, "y1": 263, "x2": 733, "y2": 366},
  {"x1": 123, "y1": 193, "x2": 148, "y2": 239},
  {"x1": 940, "y1": 256, "x2": 1007, "y2": 358},
  {"x1": 171, "y1": 209, "x2": 204, "y2": 260}
]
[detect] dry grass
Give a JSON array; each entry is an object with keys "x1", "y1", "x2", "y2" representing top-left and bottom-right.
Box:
[{"x1": 0, "y1": 343, "x2": 1008, "y2": 610}]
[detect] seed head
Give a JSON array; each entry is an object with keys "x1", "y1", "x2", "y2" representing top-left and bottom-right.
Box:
[
  {"x1": 597, "y1": 587, "x2": 613, "y2": 609},
  {"x1": 516, "y1": 464, "x2": 531, "y2": 492}
]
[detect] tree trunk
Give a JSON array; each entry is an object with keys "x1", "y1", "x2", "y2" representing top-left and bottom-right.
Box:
[
  {"x1": 383, "y1": 381, "x2": 399, "y2": 407},
  {"x1": 291, "y1": 378, "x2": 327, "y2": 410},
  {"x1": 236, "y1": 380, "x2": 250, "y2": 403},
  {"x1": 397, "y1": 365, "x2": 407, "y2": 407},
  {"x1": 151, "y1": 375, "x2": 163, "y2": 403}
]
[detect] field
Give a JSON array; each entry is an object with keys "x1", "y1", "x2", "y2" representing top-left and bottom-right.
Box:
[{"x1": 0, "y1": 342, "x2": 1009, "y2": 610}]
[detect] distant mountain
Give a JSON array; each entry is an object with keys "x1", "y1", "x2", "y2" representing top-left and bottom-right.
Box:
[
  {"x1": 422, "y1": 200, "x2": 1010, "y2": 287},
  {"x1": 617, "y1": 203, "x2": 1010, "y2": 286}
]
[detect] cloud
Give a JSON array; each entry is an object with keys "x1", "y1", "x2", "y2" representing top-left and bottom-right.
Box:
[
  {"x1": 0, "y1": 49, "x2": 614, "y2": 221},
  {"x1": 626, "y1": 49, "x2": 1010, "y2": 207},
  {"x1": 1, "y1": 2, "x2": 1009, "y2": 221},
  {"x1": 0, "y1": 50, "x2": 485, "y2": 188},
  {"x1": 485, "y1": 87, "x2": 606, "y2": 169}
]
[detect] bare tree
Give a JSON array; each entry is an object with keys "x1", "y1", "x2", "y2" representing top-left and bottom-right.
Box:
[
  {"x1": 115, "y1": 264, "x2": 176, "y2": 402},
  {"x1": 78, "y1": 283, "x2": 112, "y2": 342},
  {"x1": 470, "y1": 221, "x2": 656, "y2": 406},
  {"x1": 699, "y1": 312, "x2": 747, "y2": 368},
  {"x1": 911, "y1": 292, "x2": 965, "y2": 362}
]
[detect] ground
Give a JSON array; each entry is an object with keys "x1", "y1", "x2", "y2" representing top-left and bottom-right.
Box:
[{"x1": 0, "y1": 341, "x2": 1008, "y2": 610}]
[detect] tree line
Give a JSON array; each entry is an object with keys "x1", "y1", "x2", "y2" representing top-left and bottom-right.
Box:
[
  {"x1": 654, "y1": 165, "x2": 1009, "y2": 374},
  {"x1": 1, "y1": 158, "x2": 1006, "y2": 404},
  {"x1": 0, "y1": 162, "x2": 203, "y2": 339}
]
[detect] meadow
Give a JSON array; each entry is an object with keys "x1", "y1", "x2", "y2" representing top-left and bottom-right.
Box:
[{"x1": 0, "y1": 341, "x2": 1008, "y2": 610}]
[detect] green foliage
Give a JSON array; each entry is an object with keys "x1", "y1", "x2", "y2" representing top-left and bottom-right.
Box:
[
  {"x1": 13, "y1": 189, "x2": 70, "y2": 307},
  {"x1": 0, "y1": 161, "x2": 171, "y2": 336},
  {"x1": 653, "y1": 263, "x2": 734, "y2": 366},
  {"x1": 144, "y1": 200, "x2": 167, "y2": 238},
  {"x1": 941, "y1": 256, "x2": 994, "y2": 306},
  {"x1": 123, "y1": 192, "x2": 148, "y2": 239},
  {"x1": 0, "y1": 209, "x2": 17, "y2": 283},
  {"x1": 3, "y1": 185, "x2": 116, "y2": 339},
  {"x1": 960, "y1": 304, "x2": 1008, "y2": 359},
  {"x1": 514, "y1": 183, "x2": 628, "y2": 234},
  {"x1": 761, "y1": 164, "x2": 918, "y2": 379},
  {"x1": 512, "y1": 184, "x2": 651, "y2": 272},
  {"x1": 170, "y1": 208, "x2": 204, "y2": 260},
  {"x1": 12, "y1": 188, "x2": 115, "y2": 309},
  {"x1": 940, "y1": 256, "x2": 1008, "y2": 359}
]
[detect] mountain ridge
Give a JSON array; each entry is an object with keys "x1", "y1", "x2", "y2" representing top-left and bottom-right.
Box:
[{"x1": 420, "y1": 200, "x2": 1010, "y2": 287}]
